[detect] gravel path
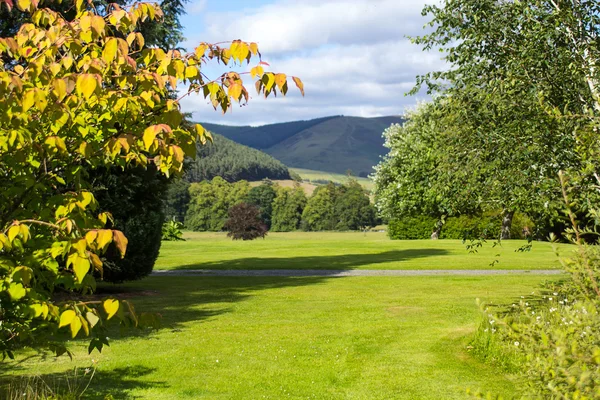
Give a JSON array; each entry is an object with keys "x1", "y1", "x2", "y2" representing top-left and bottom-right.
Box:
[{"x1": 152, "y1": 269, "x2": 563, "y2": 277}]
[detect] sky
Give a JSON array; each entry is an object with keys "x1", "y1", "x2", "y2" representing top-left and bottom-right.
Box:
[{"x1": 178, "y1": 0, "x2": 445, "y2": 126}]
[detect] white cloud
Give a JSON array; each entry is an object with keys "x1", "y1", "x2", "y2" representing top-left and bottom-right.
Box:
[{"x1": 179, "y1": 0, "x2": 447, "y2": 125}]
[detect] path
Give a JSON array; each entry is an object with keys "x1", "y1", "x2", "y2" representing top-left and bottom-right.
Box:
[{"x1": 152, "y1": 269, "x2": 563, "y2": 277}]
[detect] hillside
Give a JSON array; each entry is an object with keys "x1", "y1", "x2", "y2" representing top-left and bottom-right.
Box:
[
  {"x1": 200, "y1": 115, "x2": 404, "y2": 176},
  {"x1": 184, "y1": 133, "x2": 291, "y2": 182}
]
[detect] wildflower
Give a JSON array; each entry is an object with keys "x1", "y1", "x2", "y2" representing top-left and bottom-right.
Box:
[
  {"x1": 553, "y1": 292, "x2": 558, "y2": 296},
  {"x1": 84, "y1": 368, "x2": 91, "y2": 375},
  {"x1": 548, "y1": 297, "x2": 553, "y2": 301},
  {"x1": 514, "y1": 341, "x2": 520, "y2": 346}
]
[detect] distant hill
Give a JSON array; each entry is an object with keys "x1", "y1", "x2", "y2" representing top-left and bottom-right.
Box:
[
  {"x1": 200, "y1": 115, "x2": 404, "y2": 176},
  {"x1": 184, "y1": 133, "x2": 291, "y2": 182}
]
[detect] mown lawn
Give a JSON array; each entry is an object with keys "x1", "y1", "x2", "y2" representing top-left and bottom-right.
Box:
[
  {"x1": 156, "y1": 231, "x2": 570, "y2": 271},
  {"x1": 3, "y1": 275, "x2": 555, "y2": 399}
]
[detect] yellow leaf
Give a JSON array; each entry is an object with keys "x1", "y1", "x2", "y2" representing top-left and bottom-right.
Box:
[
  {"x1": 19, "y1": 224, "x2": 30, "y2": 242},
  {"x1": 85, "y1": 230, "x2": 98, "y2": 247},
  {"x1": 76, "y1": 74, "x2": 97, "y2": 99},
  {"x1": 263, "y1": 73, "x2": 275, "y2": 92},
  {"x1": 274, "y1": 73, "x2": 287, "y2": 91},
  {"x1": 112, "y1": 230, "x2": 128, "y2": 258},
  {"x1": 249, "y1": 42, "x2": 259, "y2": 56},
  {"x1": 103, "y1": 299, "x2": 119, "y2": 320},
  {"x1": 15, "y1": 0, "x2": 31, "y2": 12},
  {"x1": 79, "y1": 315, "x2": 89, "y2": 336},
  {"x1": 80, "y1": 15, "x2": 92, "y2": 32},
  {"x1": 96, "y1": 229, "x2": 112, "y2": 252},
  {"x1": 142, "y1": 126, "x2": 158, "y2": 151},
  {"x1": 90, "y1": 16, "x2": 106, "y2": 36},
  {"x1": 126, "y1": 32, "x2": 136, "y2": 46},
  {"x1": 86, "y1": 311, "x2": 100, "y2": 328},
  {"x1": 70, "y1": 316, "x2": 82, "y2": 338},
  {"x1": 185, "y1": 66, "x2": 199, "y2": 79},
  {"x1": 228, "y1": 83, "x2": 242, "y2": 102},
  {"x1": 102, "y1": 38, "x2": 118, "y2": 63},
  {"x1": 90, "y1": 252, "x2": 103, "y2": 272},
  {"x1": 52, "y1": 79, "x2": 67, "y2": 101},
  {"x1": 59, "y1": 310, "x2": 76, "y2": 328},
  {"x1": 250, "y1": 65, "x2": 264, "y2": 79},
  {"x1": 292, "y1": 76, "x2": 305, "y2": 96},
  {"x1": 7, "y1": 225, "x2": 20, "y2": 242},
  {"x1": 73, "y1": 255, "x2": 90, "y2": 283},
  {"x1": 22, "y1": 89, "x2": 35, "y2": 112}
]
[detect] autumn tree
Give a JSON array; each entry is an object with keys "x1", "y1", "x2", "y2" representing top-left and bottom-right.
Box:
[
  {"x1": 0, "y1": 0, "x2": 303, "y2": 358},
  {"x1": 224, "y1": 203, "x2": 268, "y2": 241}
]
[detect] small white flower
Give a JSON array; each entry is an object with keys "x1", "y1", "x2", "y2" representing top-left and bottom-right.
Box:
[
  {"x1": 553, "y1": 292, "x2": 558, "y2": 296},
  {"x1": 548, "y1": 297, "x2": 553, "y2": 301},
  {"x1": 514, "y1": 341, "x2": 520, "y2": 346},
  {"x1": 216, "y1": 359, "x2": 219, "y2": 363}
]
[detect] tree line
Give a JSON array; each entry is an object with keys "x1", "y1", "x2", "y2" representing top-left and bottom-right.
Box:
[{"x1": 165, "y1": 177, "x2": 377, "y2": 233}]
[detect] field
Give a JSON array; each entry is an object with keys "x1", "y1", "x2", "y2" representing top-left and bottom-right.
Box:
[
  {"x1": 2, "y1": 233, "x2": 570, "y2": 399},
  {"x1": 290, "y1": 168, "x2": 374, "y2": 191},
  {"x1": 249, "y1": 179, "x2": 318, "y2": 196},
  {"x1": 156, "y1": 231, "x2": 567, "y2": 271}
]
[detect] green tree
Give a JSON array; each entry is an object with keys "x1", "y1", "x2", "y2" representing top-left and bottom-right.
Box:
[
  {"x1": 271, "y1": 185, "x2": 307, "y2": 232},
  {"x1": 245, "y1": 181, "x2": 277, "y2": 229},
  {"x1": 185, "y1": 177, "x2": 250, "y2": 231},
  {"x1": 301, "y1": 183, "x2": 339, "y2": 231},
  {"x1": 335, "y1": 180, "x2": 376, "y2": 231},
  {"x1": 164, "y1": 179, "x2": 191, "y2": 223},
  {"x1": 0, "y1": 0, "x2": 303, "y2": 358}
]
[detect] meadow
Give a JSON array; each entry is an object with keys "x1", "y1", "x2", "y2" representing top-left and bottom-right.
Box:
[
  {"x1": 290, "y1": 168, "x2": 374, "y2": 191},
  {"x1": 2, "y1": 233, "x2": 570, "y2": 399}
]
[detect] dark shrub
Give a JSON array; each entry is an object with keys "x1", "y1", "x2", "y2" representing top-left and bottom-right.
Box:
[
  {"x1": 92, "y1": 165, "x2": 167, "y2": 283},
  {"x1": 224, "y1": 202, "x2": 268, "y2": 240}
]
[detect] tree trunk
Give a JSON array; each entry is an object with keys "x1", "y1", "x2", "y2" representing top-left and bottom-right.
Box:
[
  {"x1": 501, "y1": 210, "x2": 515, "y2": 240},
  {"x1": 431, "y1": 219, "x2": 443, "y2": 240}
]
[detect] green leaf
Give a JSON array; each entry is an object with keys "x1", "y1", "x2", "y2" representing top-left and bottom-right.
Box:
[{"x1": 8, "y1": 283, "x2": 26, "y2": 301}]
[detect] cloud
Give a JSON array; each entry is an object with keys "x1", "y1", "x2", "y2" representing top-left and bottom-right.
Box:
[{"x1": 179, "y1": 0, "x2": 447, "y2": 126}]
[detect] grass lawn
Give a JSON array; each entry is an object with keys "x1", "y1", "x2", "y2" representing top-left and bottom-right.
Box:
[
  {"x1": 156, "y1": 231, "x2": 570, "y2": 271},
  {"x1": 2, "y1": 275, "x2": 556, "y2": 399}
]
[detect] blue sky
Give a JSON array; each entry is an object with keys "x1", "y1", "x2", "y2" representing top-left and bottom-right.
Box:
[{"x1": 177, "y1": 0, "x2": 444, "y2": 126}]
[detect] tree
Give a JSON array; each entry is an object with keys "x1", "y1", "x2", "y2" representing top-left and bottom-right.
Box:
[
  {"x1": 0, "y1": 0, "x2": 192, "y2": 284},
  {"x1": 335, "y1": 179, "x2": 377, "y2": 231},
  {"x1": 0, "y1": 0, "x2": 303, "y2": 358},
  {"x1": 408, "y1": 0, "x2": 598, "y2": 238},
  {"x1": 223, "y1": 203, "x2": 268, "y2": 240},
  {"x1": 245, "y1": 181, "x2": 277, "y2": 229},
  {"x1": 164, "y1": 178, "x2": 191, "y2": 223},
  {"x1": 271, "y1": 185, "x2": 307, "y2": 232},
  {"x1": 301, "y1": 183, "x2": 339, "y2": 231},
  {"x1": 374, "y1": 102, "x2": 481, "y2": 239},
  {"x1": 185, "y1": 177, "x2": 250, "y2": 231}
]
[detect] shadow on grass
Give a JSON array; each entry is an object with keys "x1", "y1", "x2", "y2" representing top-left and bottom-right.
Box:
[
  {"x1": 171, "y1": 248, "x2": 449, "y2": 270},
  {"x1": 4, "y1": 249, "x2": 448, "y2": 395},
  {"x1": 0, "y1": 365, "x2": 163, "y2": 400}
]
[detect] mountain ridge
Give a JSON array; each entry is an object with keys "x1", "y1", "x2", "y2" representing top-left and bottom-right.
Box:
[{"x1": 200, "y1": 115, "x2": 404, "y2": 176}]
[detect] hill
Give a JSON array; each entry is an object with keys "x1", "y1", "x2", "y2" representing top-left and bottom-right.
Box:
[
  {"x1": 184, "y1": 133, "x2": 291, "y2": 182},
  {"x1": 200, "y1": 115, "x2": 404, "y2": 176}
]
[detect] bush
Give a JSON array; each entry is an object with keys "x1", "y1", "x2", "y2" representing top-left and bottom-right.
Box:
[
  {"x1": 441, "y1": 212, "x2": 533, "y2": 240},
  {"x1": 387, "y1": 216, "x2": 439, "y2": 239},
  {"x1": 162, "y1": 220, "x2": 185, "y2": 241},
  {"x1": 92, "y1": 166, "x2": 167, "y2": 284},
  {"x1": 224, "y1": 203, "x2": 268, "y2": 240}
]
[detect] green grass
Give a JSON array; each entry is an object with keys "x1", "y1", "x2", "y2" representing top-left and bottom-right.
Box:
[
  {"x1": 155, "y1": 231, "x2": 569, "y2": 271},
  {"x1": 290, "y1": 168, "x2": 374, "y2": 191},
  {"x1": 3, "y1": 275, "x2": 556, "y2": 399}
]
